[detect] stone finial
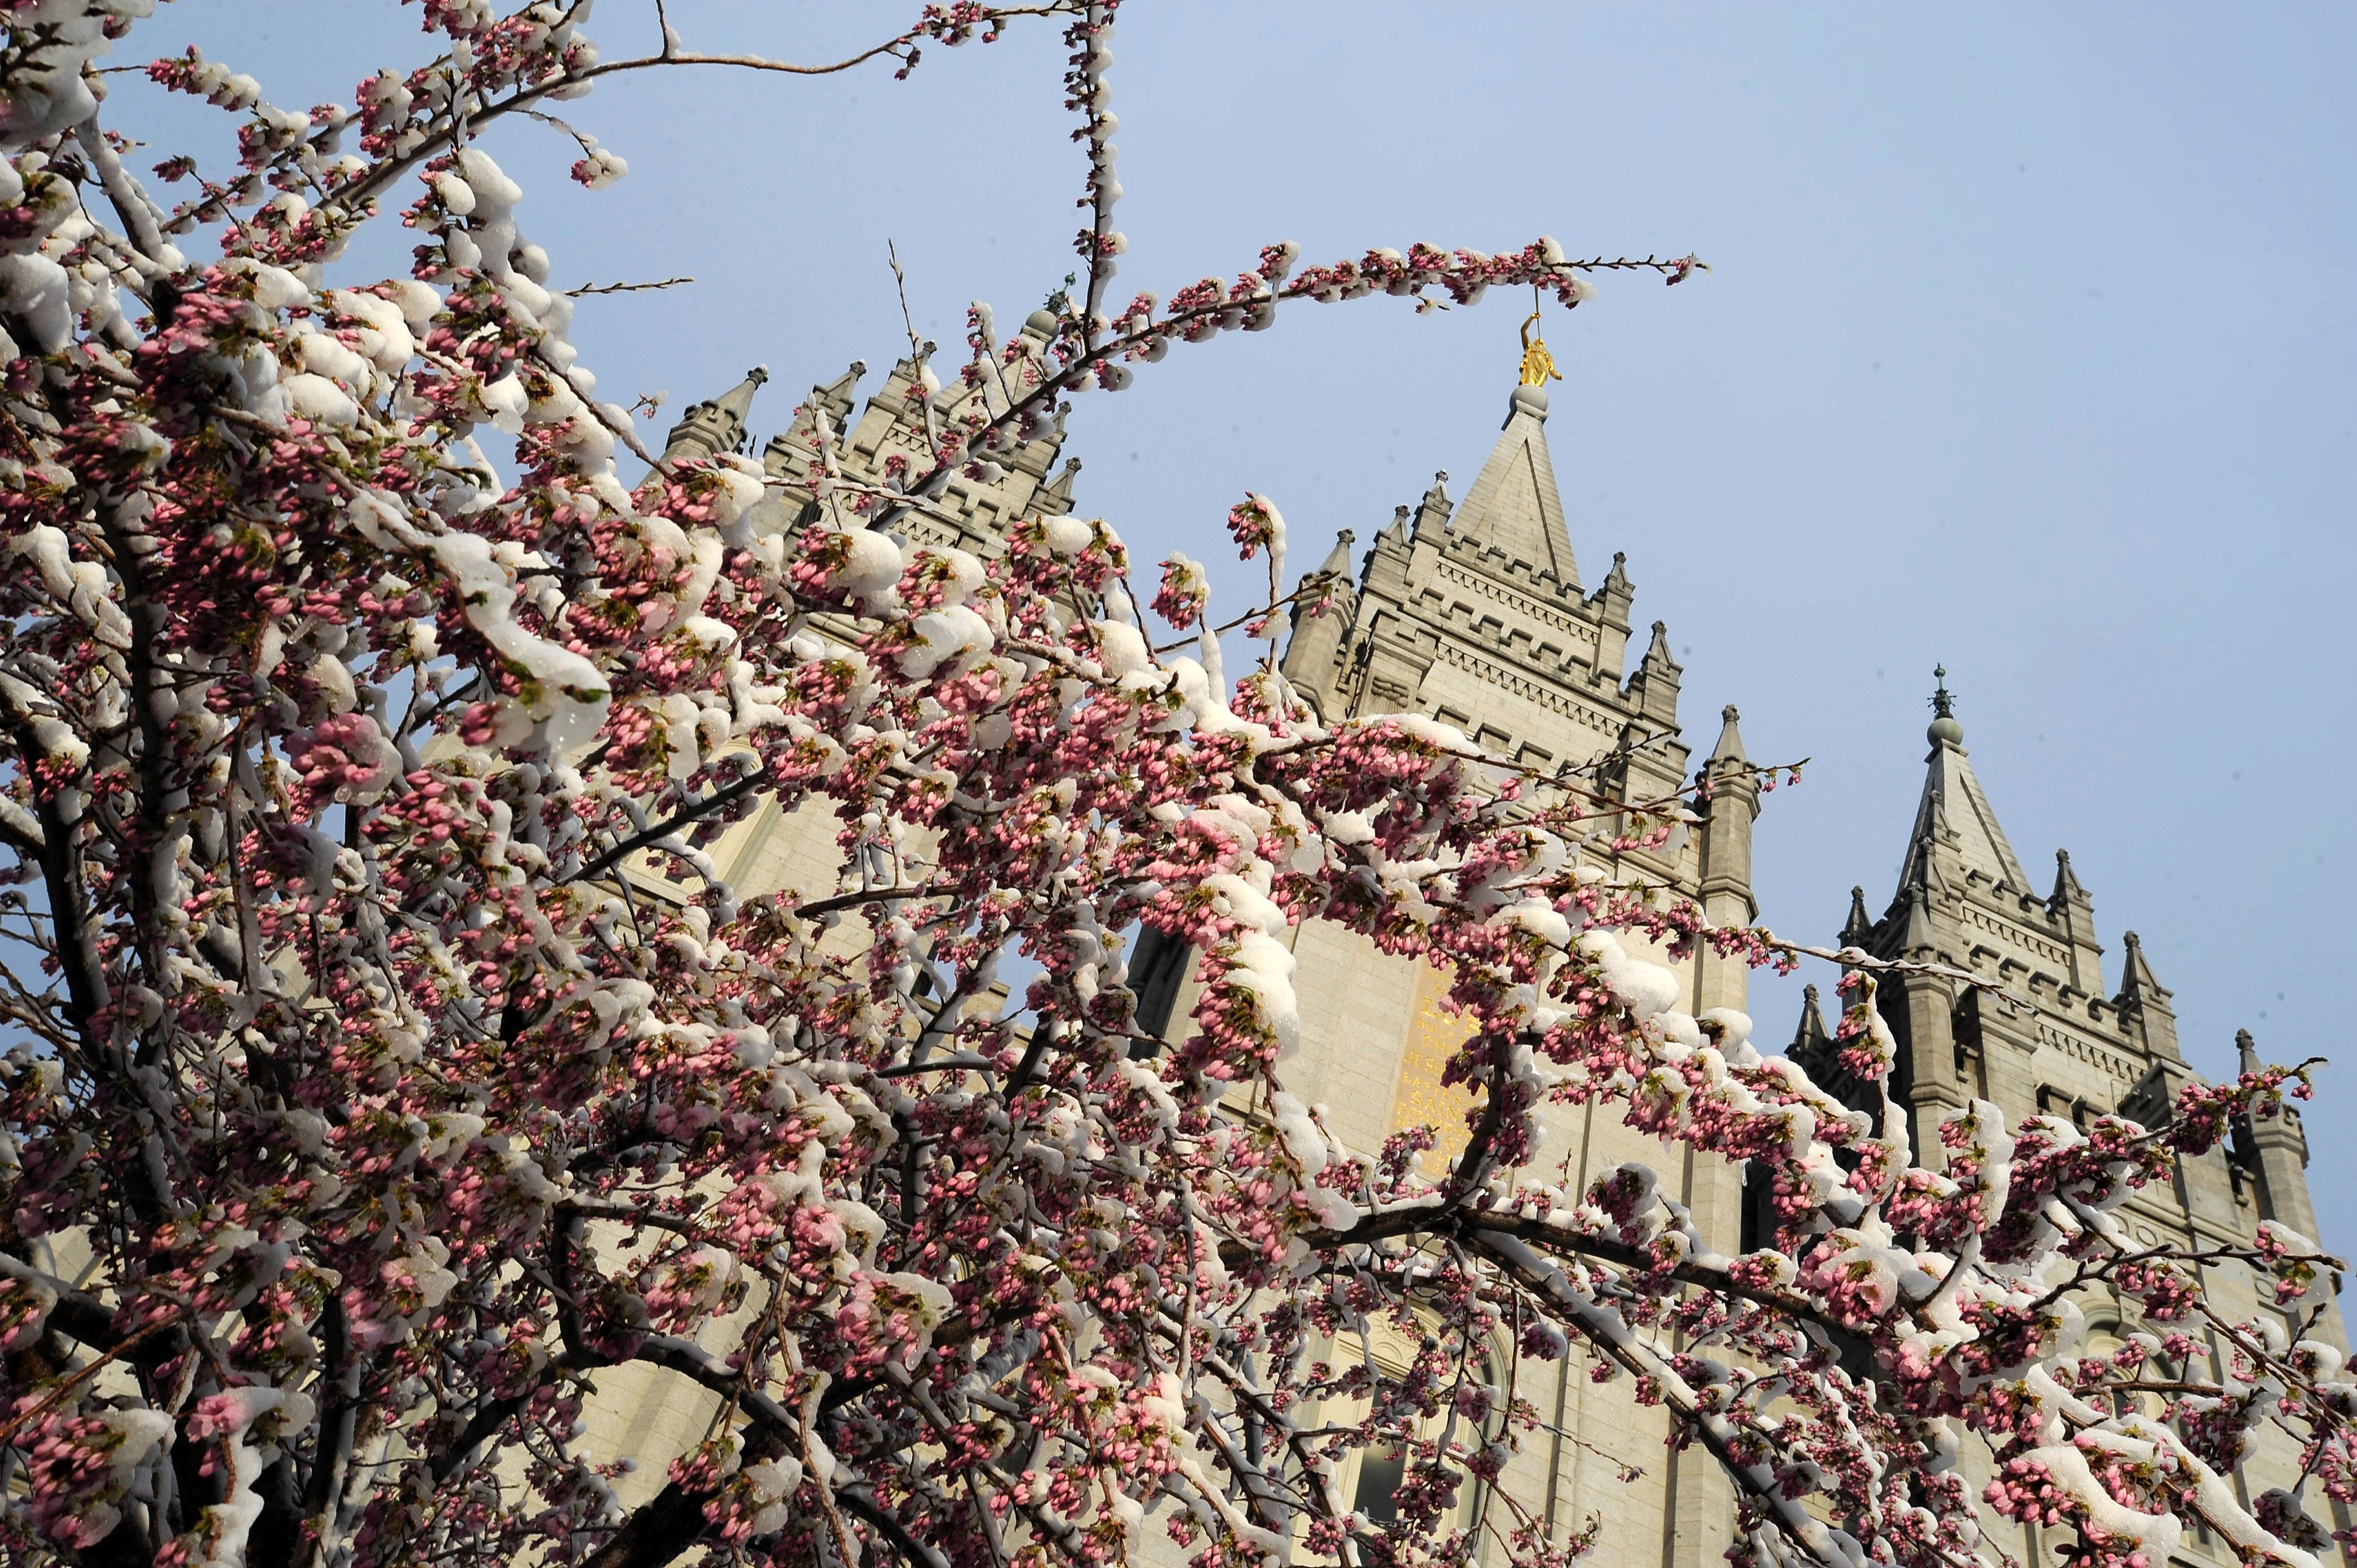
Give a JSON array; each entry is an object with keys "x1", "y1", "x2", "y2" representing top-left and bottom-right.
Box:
[
  {"x1": 2237, "y1": 1028, "x2": 2260, "y2": 1075},
  {"x1": 1412, "y1": 470, "x2": 1453, "y2": 536},
  {"x1": 2051, "y1": 848, "x2": 2090, "y2": 907},
  {"x1": 1039, "y1": 456, "x2": 1083, "y2": 513},
  {"x1": 2114, "y1": 930, "x2": 2171, "y2": 1012},
  {"x1": 1897, "y1": 878, "x2": 1939, "y2": 955},
  {"x1": 1624, "y1": 621, "x2": 1682, "y2": 718}
]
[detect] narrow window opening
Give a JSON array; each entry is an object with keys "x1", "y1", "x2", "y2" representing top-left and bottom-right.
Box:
[
  {"x1": 1128, "y1": 925, "x2": 1190, "y2": 1052},
  {"x1": 1353, "y1": 1442, "x2": 1407, "y2": 1524}
]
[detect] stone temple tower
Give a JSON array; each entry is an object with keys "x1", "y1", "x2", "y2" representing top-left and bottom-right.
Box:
[
  {"x1": 1260, "y1": 375, "x2": 1760, "y2": 1025},
  {"x1": 1784, "y1": 670, "x2": 2348, "y2": 1567},
  {"x1": 1136, "y1": 369, "x2": 1764, "y2": 1568}
]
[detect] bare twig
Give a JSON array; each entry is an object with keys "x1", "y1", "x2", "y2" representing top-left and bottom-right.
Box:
[
  {"x1": 563, "y1": 276, "x2": 696, "y2": 297},
  {"x1": 886, "y1": 238, "x2": 944, "y2": 459},
  {"x1": 308, "y1": 6, "x2": 1086, "y2": 226},
  {"x1": 1768, "y1": 936, "x2": 2039, "y2": 1012}
]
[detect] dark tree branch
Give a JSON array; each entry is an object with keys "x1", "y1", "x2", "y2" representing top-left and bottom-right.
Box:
[
  {"x1": 841, "y1": 1488, "x2": 951, "y2": 1568},
  {"x1": 580, "y1": 1479, "x2": 711, "y2": 1568},
  {"x1": 568, "y1": 765, "x2": 767, "y2": 885}
]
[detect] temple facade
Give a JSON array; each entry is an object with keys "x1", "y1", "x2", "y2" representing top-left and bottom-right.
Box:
[{"x1": 597, "y1": 337, "x2": 2339, "y2": 1568}]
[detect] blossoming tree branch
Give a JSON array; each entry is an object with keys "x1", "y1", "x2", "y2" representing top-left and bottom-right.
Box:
[{"x1": 0, "y1": 3, "x2": 2346, "y2": 1568}]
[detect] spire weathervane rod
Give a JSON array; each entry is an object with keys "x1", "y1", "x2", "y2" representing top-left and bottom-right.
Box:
[
  {"x1": 1518, "y1": 283, "x2": 1562, "y2": 388},
  {"x1": 1930, "y1": 663, "x2": 1954, "y2": 719}
]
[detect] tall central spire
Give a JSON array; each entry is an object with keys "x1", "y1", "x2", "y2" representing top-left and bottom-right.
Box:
[
  {"x1": 1448, "y1": 380, "x2": 1577, "y2": 587},
  {"x1": 1901, "y1": 666, "x2": 2030, "y2": 894}
]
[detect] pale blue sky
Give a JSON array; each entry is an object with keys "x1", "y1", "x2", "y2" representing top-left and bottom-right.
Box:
[{"x1": 130, "y1": 3, "x2": 2355, "y2": 1251}]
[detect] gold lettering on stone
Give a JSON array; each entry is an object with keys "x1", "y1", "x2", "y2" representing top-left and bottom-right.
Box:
[{"x1": 1388, "y1": 961, "x2": 1480, "y2": 1167}]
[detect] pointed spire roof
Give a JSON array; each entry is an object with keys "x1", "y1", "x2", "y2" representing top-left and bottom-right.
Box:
[
  {"x1": 1901, "y1": 667, "x2": 2031, "y2": 894},
  {"x1": 716, "y1": 364, "x2": 769, "y2": 421},
  {"x1": 1449, "y1": 384, "x2": 1576, "y2": 586},
  {"x1": 813, "y1": 360, "x2": 864, "y2": 418},
  {"x1": 2114, "y1": 930, "x2": 2173, "y2": 1012},
  {"x1": 1840, "y1": 884, "x2": 1875, "y2": 948},
  {"x1": 1379, "y1": 503, "x2": 1412, "y2": 545},
  {"x1": 1710, "y1": 704, "x2": 1749, "y2": 767},
  {"x1": 1791, "y1": 983, "x2": 1830, "y2": 1051},
  {"x1": 663, "y1": 364, "x2": 769, "y2": 460},
  {"x1": 1313, "y1": 528, "x2": 1357, "y2": 581}
]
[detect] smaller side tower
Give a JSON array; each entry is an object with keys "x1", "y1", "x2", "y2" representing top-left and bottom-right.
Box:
[
  {"x1": 1692, "y1": 705, "x2": 1760, "y2": 1016},
  {"x1": 2237, "y1": 1029, "x2": 2327, "y2": 1254},
  {"x1": 667, "y1": 310, "x2": 1082, "y2": 562},
  {"x1": 1279, "y1": 529, "x2": 1358, "y2": 716}
]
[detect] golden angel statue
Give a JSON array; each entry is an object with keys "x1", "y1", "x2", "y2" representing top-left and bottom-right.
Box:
[{"x1": 1519, "y1": 307, "x2": 1562, "y2": 387}]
